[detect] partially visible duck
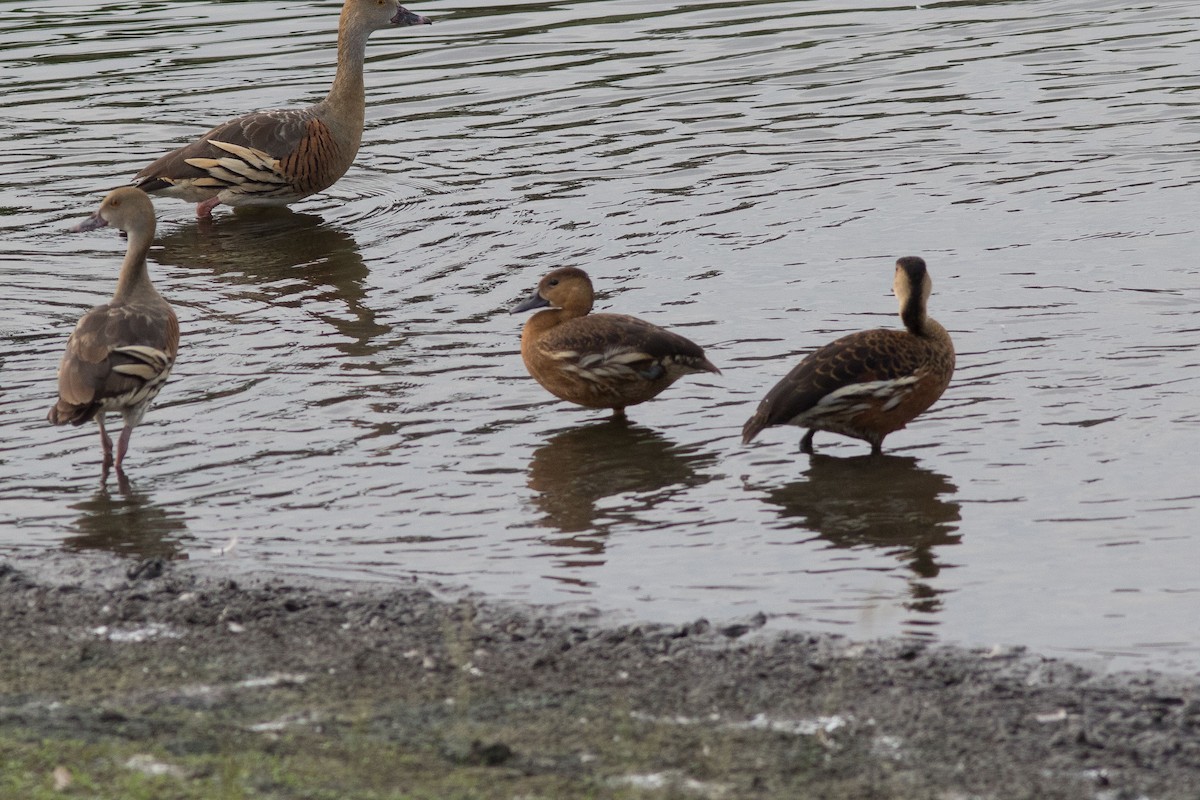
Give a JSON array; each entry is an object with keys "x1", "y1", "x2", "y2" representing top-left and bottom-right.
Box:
[
  {"x1": 742, "y1": 256, "x2": 955, "y2": 455},
  {"x1": 132, "y1": 0, "x2": 431, "y2": 219},
  {"x1": 511, "y1": 267, "x2": 720, "y2": 420},
  {"x1": 48, "y1": 187, "x2": 180, "y2": 472}
]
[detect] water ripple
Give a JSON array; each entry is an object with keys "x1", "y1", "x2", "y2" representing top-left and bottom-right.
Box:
[{"x1": 1, "y1": 0, "x2": 1198, "y2": 670}]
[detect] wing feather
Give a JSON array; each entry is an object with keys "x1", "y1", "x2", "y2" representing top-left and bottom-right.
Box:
[
  {"x1": 541, "y1": 313, "x2": 717, "y2": 378},
  {"x1": 743, "y1": 329, "x2": 927, "y2": 440},
  {"x1": 49, "y1": 302, "x2": 178, "y2": 425},
  {"x1": 133, "y1": 108, "x2": 318, "y2": 191}
]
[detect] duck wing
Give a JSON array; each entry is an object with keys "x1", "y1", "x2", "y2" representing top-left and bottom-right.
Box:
[
  {"x1": 742, "y1": 329, "x2": 926, "y2": 442},
  {"x1": 133, "y1": 108, "x2": 322, "y2": 194},
  {"x1": 49, "y1": 302, "x2": 179, "y2": 425}
]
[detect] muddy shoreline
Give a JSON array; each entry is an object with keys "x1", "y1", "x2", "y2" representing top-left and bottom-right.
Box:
[{"x1": 2, "y1": 552, "x2": 1198, "y2": 799}]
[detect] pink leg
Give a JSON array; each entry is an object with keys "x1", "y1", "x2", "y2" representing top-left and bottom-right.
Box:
[
  {"x1": 195, "y1": 195, "x2": 222, "y2": 219},
  {"x1": 115, "y1": 425, "x2": 135, "y2": 470},
  {"x1": 97, "y1": 416, "x2": 114, "y2": 468}
]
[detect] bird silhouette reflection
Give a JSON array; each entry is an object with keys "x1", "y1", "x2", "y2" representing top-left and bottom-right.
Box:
[
  {"x1": 526, "y1": 420, "x2": 716, "y2": 565},
  {"x1": 64, "y1": 474, "x2": 190, "y2": 560},
  {"x1": 762, "y1": 454, "x2": 961, "y2": 614},
  {"x1": 155, "y1": 208, "x2": 391, "y2": 356}
]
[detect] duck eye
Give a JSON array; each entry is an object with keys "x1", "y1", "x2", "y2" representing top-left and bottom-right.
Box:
[{"x1": 548, "y1": 279, "x2": 559, "y2": 287}]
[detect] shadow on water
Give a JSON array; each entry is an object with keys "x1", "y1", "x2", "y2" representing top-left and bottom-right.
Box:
[
  {"x1": 761, "y1": 454, "x2": 962, "y2": 615},
  {"x1": 63, "y1": 474, "x2": 190, "y2": 560},
  {"x1": 526, "y1": 420, "x2": 716, "y2": 565},
  {"x1": 155, "y1": 208, "x2": 392, "y2": 356}
]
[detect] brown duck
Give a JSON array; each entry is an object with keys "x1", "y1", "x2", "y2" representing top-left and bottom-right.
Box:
[
  {"x1": 132, "y1": 0, "x2": 431, "y2": 219},
  {"x1": 742, "y1": 256, "x2": 954, "y2": 455},
  {"x1": 48, "y1": 187, "x2": 180, "y2": 471},
  {"x1": 511, "y1": 267, "x2": 720, "y2": 420}
]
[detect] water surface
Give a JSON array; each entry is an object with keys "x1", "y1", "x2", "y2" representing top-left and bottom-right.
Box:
[{"x1": 2, "y1": 0, "x2": 1198, "y2": 672}]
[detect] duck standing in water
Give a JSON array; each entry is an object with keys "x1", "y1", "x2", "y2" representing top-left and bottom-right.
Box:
[
  {"x1": 742, "y1": 256, "x2": 954, "y2": 455},
  {"x1": 48, "y1": 188, "x2": 179, "y2": 472},
  {"x1": 132, "y1": 0, "x2": 431, "y2": 219},
  {"x1": 511, "y1": 267, "x2": 720, "y2": 420}
]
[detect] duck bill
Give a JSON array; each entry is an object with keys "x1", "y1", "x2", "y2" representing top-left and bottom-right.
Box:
[
  {"x1": 511, "y1": 291, "x2": 550, "y2": 314},
  {"x1": 70, "y1": 212, "x2": 110, "y2": 233},
  {"x1": 392, "y1": 6, "x2": 432, "y2": 26}
]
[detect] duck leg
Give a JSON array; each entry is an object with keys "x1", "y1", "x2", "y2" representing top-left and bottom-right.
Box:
[
  {"x1": 195, "y1": 196, "x2": 222, "y2": 220},
  {"x1": 800, "y1": 429, "x2": 816, "y2": 454},
  {"x1": 114, "y1": 425, "x2": 136, "y2": 470},
  {"x1": 97, "y1": 415, "x2": 114, "y2": 468},
  {"x1": 115, "y1": 468, "x2": 133, "y2": 495}
]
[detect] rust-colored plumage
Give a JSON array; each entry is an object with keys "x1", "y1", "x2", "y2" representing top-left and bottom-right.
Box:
[
  {"x1": 511, "y1": 267, "x2": 720, "y2": 420},
  {"x1": 742, "y1": 256, "x2": 954, "y2": 455},
  {"x1": 48, "y1": 188, "x2": 179, "y2": 472},
  {"x1": 132, "y1": 0, "x2": 430, "y2": 219}
]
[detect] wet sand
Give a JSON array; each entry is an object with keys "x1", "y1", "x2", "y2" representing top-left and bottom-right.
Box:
[{"x1": 2, "y1": 552, "x2": 1198, "y2": 799}]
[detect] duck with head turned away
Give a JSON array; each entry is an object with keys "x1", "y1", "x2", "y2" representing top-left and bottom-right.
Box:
[
  {"x1": 742, "y1": 256, "x2": 954, "y2": 455},
  {"x1": 132, "y1": 0, "x2": 431, "y2": 219},
  {"x1": 511, "y1": 267, "x2": 721, "y2": 421},
  {"x1": 48, "y1": 187, "x2": 180, "y2": 473}
]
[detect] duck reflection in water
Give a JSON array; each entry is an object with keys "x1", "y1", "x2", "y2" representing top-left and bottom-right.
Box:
[
  {"x1": 65, "y1": 474, "x2": 190, "y2": 561},
  {"x1": 762, "y1": 454, "x2": 961, "y2": 614},
  {"x1": 527, "y1": 420, "x2": 716, "y2": 565},
  {"x1": 155, "y1": 208, "x2": 391, "y2": 356}
]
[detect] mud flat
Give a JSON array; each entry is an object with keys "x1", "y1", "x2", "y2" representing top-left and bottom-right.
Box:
[{"x1": 1, "y1": 553, "x2": 1197, "y2": 799}]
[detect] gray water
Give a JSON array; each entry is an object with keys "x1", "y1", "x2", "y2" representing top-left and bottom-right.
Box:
[{"x1": 2, "y1": 0, "x2": 1198, "y2": 672}]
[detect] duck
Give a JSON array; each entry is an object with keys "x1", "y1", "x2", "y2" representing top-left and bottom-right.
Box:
[
  {"x1": 131, "y1": 0, "x2": 431, "y2": 219},
  {"x1": 742, "y1": 256, "x2": 954, "y2": 455},
  {"x1": 511, "y1": 267, "x2": 721, "y2": 420},
  {"x1": 48, "y1": 187, "x2": 180, "y2": 472}
]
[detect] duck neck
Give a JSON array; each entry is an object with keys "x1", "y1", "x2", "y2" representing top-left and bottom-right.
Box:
[
  {"x1": 113, "y1": 228, "x2": 157, "y2": 302},
  {"x1": 321, "y1": 12, "x2": 369, "y2": 139},
  {"x1": 906, "y1": 306, "x2": 952, "y2": 351},
  {"x1": 900, "y1": 294, "x2": 928, "y2": 337},
  {"x1": 524, "y1": 308, "x2": 565, "y2": 336}
]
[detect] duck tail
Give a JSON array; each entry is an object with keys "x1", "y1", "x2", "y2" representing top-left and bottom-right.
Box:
[{"x1": 741, "y1": 411, "x2": 768, "y2": 444}]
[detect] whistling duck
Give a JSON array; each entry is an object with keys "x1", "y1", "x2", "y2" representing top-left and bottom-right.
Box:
[
  {"x1": 132, "y1": 0, "x2": 431, "y2": 219},
  {"x1": 511, "y1": 267, "x2": 721, "y2": 420},
  {"x1": 742, "y1": 256, "x2": 954, "y2": 455},
  {"x1": 48, "y1": 187, "x2": 180, "y2": 471}
]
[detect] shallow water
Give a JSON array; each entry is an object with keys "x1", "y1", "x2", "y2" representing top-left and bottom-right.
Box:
[{"x1": 1, "y1": 0, "x2": 1198, "y2": 672}]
